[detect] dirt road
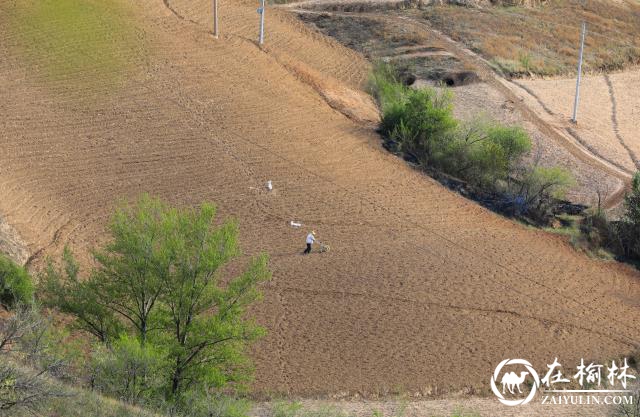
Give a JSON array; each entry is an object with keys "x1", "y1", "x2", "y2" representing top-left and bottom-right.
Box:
[{"x1": 285, "y1": 5, "x2": 633, "y2": 208}]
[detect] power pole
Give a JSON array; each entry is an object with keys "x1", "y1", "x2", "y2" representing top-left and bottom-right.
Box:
[
  {"x1": 258, "y1": 0, "x2": 265, "y2": 45},
  {"x1": 213, "y1": 0, "x2": 219, "y2": 38},
  {"x1": 571, "y1": 21, "x2": 586, "y2": 123}
]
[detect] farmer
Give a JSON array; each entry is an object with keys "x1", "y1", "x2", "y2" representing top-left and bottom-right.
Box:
[{"x1": 303, "y1": 230, "x2": 316, "y2": 255}]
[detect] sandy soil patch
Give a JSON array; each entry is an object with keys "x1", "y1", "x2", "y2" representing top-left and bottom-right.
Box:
[{"x1": 517, "y1": 70, "x2": 640, "y2": 176}]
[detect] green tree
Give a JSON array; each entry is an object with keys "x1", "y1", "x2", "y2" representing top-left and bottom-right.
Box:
[
  {"x1": 41, "y1": 195, "x2": 271, "y2": 399},
  {"x1": 384, "y1": 87, "x2": 458, "y2": 165},
  {"x1": 465, "y1": 124, "x2": 531, "y2": 187},
  {"x1": 91, "y1": 196, "x2": 175, "y2": 345},
  {"x1": 42, "y1": 248, "x2": 122, "y2": 344},
  {"x1": 0, "y1": 254, "x2": 34, "y2": 309}
]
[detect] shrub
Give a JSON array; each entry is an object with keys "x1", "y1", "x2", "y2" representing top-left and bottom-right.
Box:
[
  {"x1": 179, "y1": 389, "x2": 252, "y2": 417},
  {"x1": 386, "y1": 87, "x2": 458, "y2": 166},
  {"x1": 451, "y1": 120, "x2": 531, "y2": 188},
  {"x1": 616, "y1": 173, "x2": 640, "y2": 260},
  {"x1": 579, "y1": 210, "x2": 619, "y2": 253},
  {"x1": 0, "y1": 305, "x2": 68, "y2": 414},
  {"x1": 0, "y1": 362, "x2": 66, "y2": 415},
  {"x1": 91, "y1": 334, "x2": 168, "y2": 405},
  {"x1": 369, "y1": 63, "x2": 577, "y2": 222},
  {"x1": 0, "y1": 255, "x2": 34, "y2": 309},
  {"x1": 368, "y1": 61, "x2": 406, "y2": 110},
  {"x1": 612, "y1": 385, "x2": 640, "y2": 417},
  {"x1": 370, "y1": 64, "x2": 532, "y2": 189},
  {"x1": 514, "y1": 166, "x2": 575, "y2": 221}
]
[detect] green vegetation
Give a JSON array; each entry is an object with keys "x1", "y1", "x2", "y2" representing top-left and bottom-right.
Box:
[
  {"x1": 30, "y1": 195, "x2": 271, "y2": 415},
  {"x1": 269, "y1": 402, "x2": 352, "y2": 417},
  {"x1": 422, "y1": 0, "x2": 640, "y2": 77},
  {"x1": 5, "y1": 0, "x2": 143, "y2": 84},
  {"x1": 450, "y1": 406, "x2": 481, "y2": 417},
  {"x1": 0, "y1": 196, "x2": 269, "y2": 416},
  {"x1": 1, "y1": 323, "x2": 160, "y2": 417},
  {"x1": 563, "y1": 173, "x2": 640, "y2": 265},
  {"x1": 0, "y1": 254, "x2": 34, "y2": 309},
  {"x1": 370, "y1": 62, "x2": 573, "y2": 223},
  {"x1": 517, "y1": 166, "x2": 575, "y2": 215}
]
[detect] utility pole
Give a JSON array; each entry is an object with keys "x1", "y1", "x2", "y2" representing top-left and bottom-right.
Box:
[
  {"x1": 571, "y1": 21, "x2": 586, "y2": 123},
  {"x1": 213, "y1": 0, "x2": 219, "y2": 38},
  {"x1": 258, "y1": 0, "x2": 265, "y2": 45}
]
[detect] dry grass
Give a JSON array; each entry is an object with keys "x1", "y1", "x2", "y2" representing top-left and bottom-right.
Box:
[
  {"x1": 298, "y1": 14, "x2": 430, "y2": 56},
  {"x1": 297, "y1": 13, "x2": 469, "y2": 79},
  {"x1": 421, "y1": 0, "x2": 640, "y2": 77}
]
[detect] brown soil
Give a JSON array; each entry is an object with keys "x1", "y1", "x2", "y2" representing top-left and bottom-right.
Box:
[{"x1": 2, "y1": 0, "x2": 640, "y2": 402}]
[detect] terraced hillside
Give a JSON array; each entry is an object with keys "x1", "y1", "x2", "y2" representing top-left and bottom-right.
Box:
[{"x1": 2, "y1": 0, "x2": 640, "y2": 398}]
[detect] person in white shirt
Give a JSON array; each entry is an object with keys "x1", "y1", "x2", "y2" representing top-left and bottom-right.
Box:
[{"x1": 303, "y1": 230, "x2": 316, "y2": 255}]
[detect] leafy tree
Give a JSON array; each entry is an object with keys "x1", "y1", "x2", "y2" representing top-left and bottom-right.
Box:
[
  {"x1": 91, "y1": 196, "x2": 174, "y2": 345},
  {"x1": 0, "y1": 255, "x2": 34, "y2": 309},
  {"x1": 42, "y1": 249, "x2": 122, "y2": 344},
  {"x1": 41, "y1": 195, "x2": 271, "y2": 399},
  {"x1": 466, "y1": 124, "x2": 531, "y2": 188}
]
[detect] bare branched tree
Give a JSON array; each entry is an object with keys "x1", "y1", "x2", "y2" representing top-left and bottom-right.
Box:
[
  {"x1": 0, "y1": 304, "x2": 43, "y2": 354},
  {"x1": 0, "y1": 305, "x2": 69, "y2": 415}
]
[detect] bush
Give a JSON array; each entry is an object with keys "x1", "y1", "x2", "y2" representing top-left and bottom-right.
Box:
[
  {"x1": 612, "y1": 385, "x2": 640, "y2": 417},
  {"x1": 616, "y1": 173, "x2": 640, "y2": 260},
  {"x1": 387, "y1": 87, "x2": 458, "y2": 167},
  {"x1": 91, "y1": 334, "x2": 168, "y2": 405},
  {"x1": 0, "y1": 305, "x2": 69, "y2": 415},
  {"x1": 369, "y1": 63, "x2": 576, "y2": 223},
  {"x1": 371, "y1": 64, "x2": 533, "y2": 189},
  {"x1": 578, "y1": 210, "x2": 619, "y2": 253},
  {"x1": 0, "y1": 255, "x2": 34, "y2": 309},
  {"x1": 449, "y1": 120, "x2": 532, "y2": 188},
  {"x1": 177, "y1": 389, "x2": 252, "y2": 417},
  {"x1": 514, "y1": 166, "x2": 575, "y2": 221},
  {"x1": 0, "y1": 362, "x2": 66, "y2": 415},
  {"x1": 368, "y1": 61, "x2": 406, "y2": 110},
  {"x1": 575, "y1": 174, "x2": 640, "y2": 264}
]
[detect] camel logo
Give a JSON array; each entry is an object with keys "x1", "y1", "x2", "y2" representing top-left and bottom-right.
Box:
[{"x1": 491, "y1": 359, "x2": 540, "y2": 406}]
